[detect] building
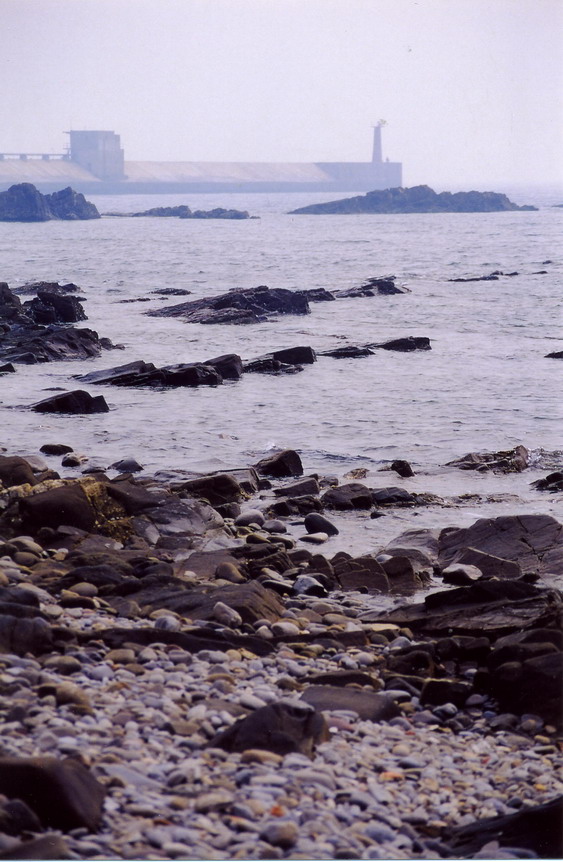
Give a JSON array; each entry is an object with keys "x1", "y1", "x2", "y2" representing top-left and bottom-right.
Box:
[{"x1": 0, "y1": 125, "x2": 402, "y2": 194}]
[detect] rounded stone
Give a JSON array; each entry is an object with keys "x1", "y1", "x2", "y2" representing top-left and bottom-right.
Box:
[
  {"x1": 235, "y1": 509, "x2": 265, "y2": 527},
  {"x1": 260, "y1": 820, "x2": 299, "y2": 848},
  {"x1": 304, "y1": 513, "x2": 339, "y2": 536},
  {"x1": 43, "y1": 655, "x2": 82, "y2": 675}
]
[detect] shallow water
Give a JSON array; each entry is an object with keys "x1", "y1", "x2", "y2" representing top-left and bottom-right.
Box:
[{"x1": 1, "y1": 188, "x2": 562, "y2": 551}]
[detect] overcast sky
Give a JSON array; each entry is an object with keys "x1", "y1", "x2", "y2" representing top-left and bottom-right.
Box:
[{"x1": 3, "y1": 0, "x2": 562, "y2": 188}]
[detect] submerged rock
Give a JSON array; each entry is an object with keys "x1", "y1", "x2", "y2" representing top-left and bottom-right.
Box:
[{"x1": 31, "y1": 390, "x2": 109, "y2": 414}]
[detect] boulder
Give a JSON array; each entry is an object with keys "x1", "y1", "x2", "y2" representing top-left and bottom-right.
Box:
[
  {"x1": 274, "y1": 477, "x2": 320, "y2": 497},
  {"x1": 546, "y1": 350, "x2": 563, "y2": 359},
  {"x1": 270, "y1": 346, "x2": 316, "y2": 365},
  {"x1": 19, "y1": 483, "x2": 97, "y2": 532},
  {"x1": 179, "y1": 473, "x2": 246, "y2": 506},
  {"x1": 295, "y1": 288, "x2": 336, "y2": 302},
  {"x1": 31, "y1": 390, "x2": 109, "y2": 414},
  {"x1": 320, "y1": 345, "x2": 374, "y2": 358},
  {"x1": 532, "y1": 471, "x2": 563, "y2": 492},
  {"x1": 160, "y1": 363, "x2": 222, "y2": 386},
  {"x1": 373, "y1": 336, "x2": 431, "y2": 351},
  {"x1": 390, "y1": 459, "x2": 414, "y2": 477},
  {"x1": 0, "y1": 757, "x2": 105, "y2": 831},
  {"x1": 371, "y1": 487, "x2": 416, "y2": 506},
  {"x1": 204, "y1": 353, "x2": 243, "y2": 379},
  {"x1": 0, "y1": 616, "x2": 53, "y2": 656},
  {"x1": 209, "y1": 701, "x2": 329, "y2": 757},
  {"x1": 333, "y1": 554, "x2": 389, "y2": 593},
  {"x1": 0, "y1": 455, "x2": 37, "y2": 488},
  {"x1": 304, "y1": 513, "x2": 339, "y2": 536},
  {"x1": 321, "y1": 482, "x2": 372, "y2": 510},
  {"x1": 255, "y1": 449, "x2": 303, "y2": 477}
]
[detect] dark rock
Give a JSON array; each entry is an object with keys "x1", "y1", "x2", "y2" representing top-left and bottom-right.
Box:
[
  {"x1": 381, "y1": 555, "x2": 425, "y2": 592},
  {"x1": 23, "y1": 292, "x2": 86, "y2": 325},
  {"x1": 0, "y1": 456, "x2": 37, "y2": 488},
  {"x1": 449, "y1": 547, "x2": 522, "y2": 579},
  {"x1": 546, "y1": 350, "x2": 563, "y2": 359},
  {"x1": 0, "y1": 616, "x2": 53, "y2": 656},
  {"x1": 2, "y1": 325, "x2": 110, "y2": 365},
  {"x1": 390, "y1": 459, "x2": 414, "y2": 478},
  {"x1": 438, "y1": 514, "x2": 563, "y2": 579},
  {"x1": 40, "y1": 443, "x2": 74, "y2": 456},
  {"x1": 300, "y1": 686, "x2": 400, "y2": 721},
  {"x1": 209, "y1": 701, "x2": 329, "y2": 757},
  {"x1": 442, "y1": 795, "x2": 563, "y2": 859},
  {"x1": 446, "y1": 444, "x2": 529, "y2": 473},
  {"x1": 243, "y1": 357, "x2": 303, "y2": 374},
  {"x1": 0, "y1": 756, "x2": 105, "y2": 831},
  {"x1": 268, "y1": 495, "x2": 323, "y2": 516},
  {"x1": 109, "y1": 458, "x2": 143, "y2": 473},
  {"x1": 205, "y1": 353, "x2": 244, "y2": 379},
  {"x1": 77, "y1": 360, "x2": 159, "y2": 385},
  {"x1": 320, "y1": 345, "x2": 374, "y2": 358},
  {"x1": 321, "y1": 482, "x2": 373, "y2": 510},
  {"x1": 304, "y1": 513, "x2": 339, "y2": 536},
  {"x1": 420, "y1": 678, "x2": 473, "y2": 707},
  {"x1": 160, "y1": 363, "x2": 222, "y2": 387},
  {"x1": 255, "y1": 449, "x2": 303, "y2": 477},
  {"x1": 371, "y1": 487, "x2": 415, "y2": 506},
  {"x1": 179, "y1": 473, "x2": 246, "y2": 506},
  {"x1": 532, "y1": 471, "x2": 563, "y2": 492},
  {"x1": 295, "y1": 288, "x2": 336, "y2": 302},
  {"x1": 0, "y1": 184, "x2": 52, "y2": 221},
  {"x1": 487, "y1": 652, "x2": 563, "y2": 726},
  {"x1": 270, "y1": 346, "x2": 316, "y2": 365},
  {"x1": 373, "y1": 336, "x2": 431, "y2": 352},
  {"x1": 0, "y1": 797, "x2": 43, "y2": 837},
  {"x1": 43, "y1": 187, "x2": 100, "y2": 220},
  {"x1": 0, "y1": 184, "x2": 99, "y2": 221},
  {"x1": 147, "y1": 285, "x2": 310, "y2": 325},
  {"x1": 31, "y1": 390, "x2": 109, "y2": 414},
  {"x1": 301, "y1": 670, "x2": 381, "y2": 689},
  {"x1": 0, "y1": 363, "x2": 15, "y2": 373},
  {"x1": 289, "y1": 185, "x2": 537, "y2": 215},
  {"x1": 333, "y1": 555, "x2": 389, "y2": 593},
  {"x1": 273, "y1": 477, "x2": 320, "y2": 497},
  {"x1": 19, "y1": 484, "x2": 96, "y2": 532}
]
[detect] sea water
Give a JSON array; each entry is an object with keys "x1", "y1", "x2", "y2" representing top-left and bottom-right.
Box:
[{"x1": 1, "y1": 188, "x2": 561, "y2": 550}]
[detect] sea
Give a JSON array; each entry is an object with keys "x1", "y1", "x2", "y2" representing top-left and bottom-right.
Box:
[{"x1": 1, "y1": 185, "x2": 562, "y2": 552}]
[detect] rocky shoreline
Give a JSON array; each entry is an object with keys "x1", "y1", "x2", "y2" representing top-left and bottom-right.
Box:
[{"x1": 0, "y1": 441, "x2": 561, "y2": 860}]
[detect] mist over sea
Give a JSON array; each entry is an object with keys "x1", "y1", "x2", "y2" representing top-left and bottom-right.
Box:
[{"x1": 1, "y1": 187, "x2": 562, "y2": 550}]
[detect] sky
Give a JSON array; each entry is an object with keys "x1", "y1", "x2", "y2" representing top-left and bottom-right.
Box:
[{"x1": 2, "y1": 0, "x2": 562, "y2": 188}]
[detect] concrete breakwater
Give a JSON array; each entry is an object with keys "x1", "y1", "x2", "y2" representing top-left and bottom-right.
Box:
[{"x1": 0, "y1": 440, "x2": 562, "y2": 860}]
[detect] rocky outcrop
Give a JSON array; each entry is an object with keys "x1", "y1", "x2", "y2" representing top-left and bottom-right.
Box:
[
  {"x1": 147, "y1": 285, "x2": 310, "y2": 325},
  {"x1": 0, "y1": 282, "x2": 113, "y2": 365},
  {"x1": 446, "y1": 445, "x2": 529, "y2": 473},
  {"x1": 0, "y1": 184, "x2": 100, "y2": 221},
  {"x1": 105, "y1": 205, "x2": 252, "y2": 219},
  {"x1": 289, "y1": 185, "x2": 537, "y2": 215}
]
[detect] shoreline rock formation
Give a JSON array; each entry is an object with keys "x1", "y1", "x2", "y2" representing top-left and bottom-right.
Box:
[
  {"x1": 0, "y1": 184, "x2": 100, "y2": 221},
  {"x1": 0, "y1": 444, "x2": 562, "y2": 859},
  {"x1": 289, "y1": 185, "x2": 538, "y2": 215},
  {"x1": 0, "y1": 443, "x2": 561, "y2": 859}
]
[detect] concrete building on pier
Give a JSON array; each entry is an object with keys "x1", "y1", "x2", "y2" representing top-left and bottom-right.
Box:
[{"x1": 0, "y1": 124, "x2": 402, "y2": 194}]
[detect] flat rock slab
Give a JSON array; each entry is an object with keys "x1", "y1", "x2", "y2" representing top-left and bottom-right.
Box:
[
  {"x1": 374, "y1": 591, "x2": 562, "y2": 636},
  {"x1": 438, "y1": 514, "x2": 563, "y2": 578},
  {"x1": 300, "y1": 686, "x2": 401, "y2": 721}
]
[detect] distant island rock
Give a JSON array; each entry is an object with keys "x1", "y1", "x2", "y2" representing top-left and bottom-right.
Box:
[
  {"x1": 104, "y1": 205, "x2": 254, "y2": 219},
  {"x1": 0, "y1": 183, "x2": 100, "y2": 221},
  {"x1": 289, "y1": 185, "x2": 538, "y2": 215}
]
